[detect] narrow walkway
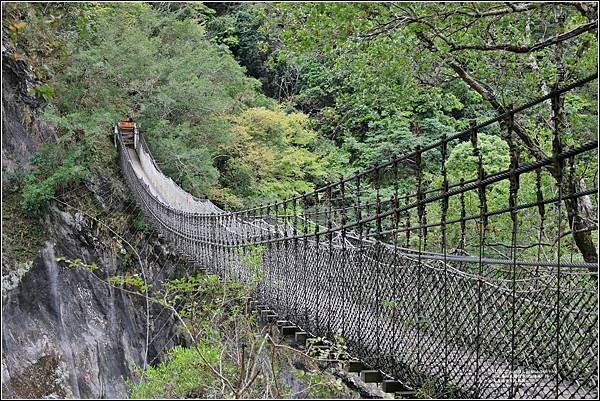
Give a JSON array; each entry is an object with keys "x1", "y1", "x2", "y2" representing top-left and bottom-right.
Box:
[{"x1": 117, "y1": 110, "x2": 598, "y2": 400}]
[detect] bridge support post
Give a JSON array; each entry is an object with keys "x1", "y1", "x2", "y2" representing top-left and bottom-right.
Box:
[
  {"x1": 381, "y1": 380, "x2": 412, "y2": 394},
  {"x1": 281, "y1": 326, "x2": 298, "y2": 336},
  {"x1": 294, "y1": 331, "x2": 308, "y2": 346}
]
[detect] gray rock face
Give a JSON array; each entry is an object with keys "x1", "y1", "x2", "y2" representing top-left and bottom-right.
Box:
[
  {"x1": 1, "y1": 38, "x2": 185, "y2": 398},
  {"x1": 2, "y1": 205, "x2": 184, "y2": 398},
  {"x1": 1, "y1": 38, "x2": 50, "y2": 177}
]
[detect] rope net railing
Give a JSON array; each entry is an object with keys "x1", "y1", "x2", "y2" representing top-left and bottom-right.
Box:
[{"x1": 117, "y1": 74, "x2": 598, "y2": 398}]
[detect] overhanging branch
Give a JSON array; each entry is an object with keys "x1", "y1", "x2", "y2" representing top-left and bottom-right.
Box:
[{"x1": 449, "y1": 20, "x2": 597, "y2": 53}]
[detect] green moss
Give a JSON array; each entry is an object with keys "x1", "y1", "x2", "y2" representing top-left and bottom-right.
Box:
[{"x1": 1, "y1": 189, "x2": 47, "y2": 267}]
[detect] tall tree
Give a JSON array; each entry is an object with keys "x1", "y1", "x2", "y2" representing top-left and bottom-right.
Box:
[{"x1": 269, "y1": 2, "x2": 598, "y2": 265}]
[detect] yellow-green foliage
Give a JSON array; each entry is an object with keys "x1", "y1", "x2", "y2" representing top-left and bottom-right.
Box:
[
  {"x1": 215, "y1": 107, "x2": 331, "y2": 207},
  {"x1": 128, "y1": 343, "x2": 222, "y2": 399}
]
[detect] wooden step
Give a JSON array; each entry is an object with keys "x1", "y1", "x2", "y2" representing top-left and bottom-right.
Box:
[
  {"x1": 382, "y1": 380, "x2": 409, "y2": 393},
  {"x1": 360, "y1": 370, "x2": 383, "y2": 383},
  {"x1": 345, "y1": 360, "x2": 366, "y2": 373}
]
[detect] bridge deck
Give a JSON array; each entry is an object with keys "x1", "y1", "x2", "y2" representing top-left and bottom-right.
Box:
[
  {"x1": 127, "y1": 147, "x2": 168, "y2": 204},
  {"x1": 118, "y1": 131, "x2": 598, "y2": 399}
]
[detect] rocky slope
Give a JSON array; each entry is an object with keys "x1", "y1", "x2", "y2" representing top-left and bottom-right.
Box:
[
  {"x1": 1, "y1": 39, "x2": 381, "y2": 400},
  {"x1": 1, "y1": 44, "x2": 186, "y2": 398}
]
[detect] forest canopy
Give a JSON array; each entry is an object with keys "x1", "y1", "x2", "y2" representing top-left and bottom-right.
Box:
[
  {"x1": 3, "y1": 2, "x2": 338, "y2": 209},
  {"x1": 2, "y1": 4, "x2": 598, "y2": 400},
  {"x1": 2, "y1": 1, "x2": 597, "y2": 262}
]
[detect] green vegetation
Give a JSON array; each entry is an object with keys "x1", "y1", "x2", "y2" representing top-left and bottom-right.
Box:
[
  {"x1": 128, "y1": 343, "x2": 222, "y2": 399},
  {"x1": 128, "y1": 338, "x2": 354, "y2": 399},
  {"x1": 1, "y1": 189, "x2": 47, "y2": 266},
  {"x1": 5, "y1": 4, "x2": 596, "y2": 254},
  {"x1": 56, "y1": 255, "x2": 358, "y2": 399},
  {"x1": 132, "y1": 209, "x2": 151, "y2": 233},
  {"x1": 2, "y1": 2, "x2": 333, "y2": 211},
  {"x1": 260, "y1": 2, "x2": 597, "y2": 262},
  {"x1": 306, "y1": 330, "x2": 350, "y2": 362},
  {"x1": 220, "y1": 107, "x2": 338, "y2": 206},
  {"x1": 2, "y1": 2, "x2": 598, "y2": 398},
  {"x1": 21, "y1": 147, "x2": 90, "y2": 211}
]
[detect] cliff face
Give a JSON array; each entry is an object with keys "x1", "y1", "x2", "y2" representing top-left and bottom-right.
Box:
[
  {"x1": 1, "y1": 37, "x2": 49, "y2": 174},
  {"x1": 1, "y1": 42, "x2": 184, "y2": 398}
]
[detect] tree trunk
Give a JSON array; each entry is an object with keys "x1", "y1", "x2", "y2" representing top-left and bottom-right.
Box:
[
  {"x1": 551, "y1": 17, "x2": 598, "y2": 270},
  {"x1": 452, "y1": 60, "x2": 598, "y2": 270},
  {"x1": 564, "y1": 195, "x2": 598, "y2": 265},
  {"x1": 415, "y1": 31, "x2": 598, "y2": 270}
]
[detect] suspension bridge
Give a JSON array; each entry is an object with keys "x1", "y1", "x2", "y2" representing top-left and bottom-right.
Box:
[{"x1": 116, "y1": 75, "x2": 598, "y2": 398}]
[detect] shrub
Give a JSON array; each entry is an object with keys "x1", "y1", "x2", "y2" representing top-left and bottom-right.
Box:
[
  {"x1": 128, "y1": 343, "x2": 223, "y2": 399},
  {"x1": 21, "y1": 149, "x2": 89, "y2": 211}
]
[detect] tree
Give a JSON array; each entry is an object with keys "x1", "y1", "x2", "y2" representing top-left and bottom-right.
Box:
[
  {"x1": 216, "y1": 106, "x2": 338, "y2": 207},
  {"x1": 267, "y1": 2, "x2": 598, "y2": 266},
  {"x1": 13, "y1": 2, "x2": 335, "y2": 210}
]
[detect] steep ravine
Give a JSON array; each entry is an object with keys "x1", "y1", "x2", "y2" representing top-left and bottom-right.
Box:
[
  {"x1": 1, "y1": 42, "x2": 380, "y2": 400},
  {"x1": 1, "y1": 46, "x2": 186, "y2": 398},
  {"x1": 2, "y1": 202, "x2": 187, "y2": 398}
]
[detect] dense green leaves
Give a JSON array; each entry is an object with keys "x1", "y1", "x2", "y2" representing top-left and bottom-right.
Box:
[
  {"x1": 8, "y1": 2, "x2": 333, "y2": 211},
  {"x1": 256, "y1": 2, "x2": 597, "y2": 262},
  {"x1": 21, "y1": 146, "x2": 90, "y2": 211},
  {"x1": 128, "y1": 344, "x2": 221, "y2": 399},
  {"x1": 217, "y1": 107, "x2": 336, "y2": 206},
  {"x1": 264, "y1": 2, "x2": 597, "y2": 164},
  {"x1": 445, "y1": 134, "x2": 510, "y2": 183},
  {"x1": 5, "y1": 2, "x2": 597, "y2": 261}
]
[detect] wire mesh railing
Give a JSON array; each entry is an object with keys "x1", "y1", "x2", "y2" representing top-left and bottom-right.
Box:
[{"x1": 117, "y1": 74, "x2": 598, "y2": 398}]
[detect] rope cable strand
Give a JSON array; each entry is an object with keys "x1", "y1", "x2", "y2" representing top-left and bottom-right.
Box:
[{"x1": 112, "y1": 74, "x2": 599, "y2": 398}]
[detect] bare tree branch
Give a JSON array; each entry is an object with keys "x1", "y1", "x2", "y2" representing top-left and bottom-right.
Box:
[{"x1": 449, "y1": 20, "x2": 597, "y2": 53}]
